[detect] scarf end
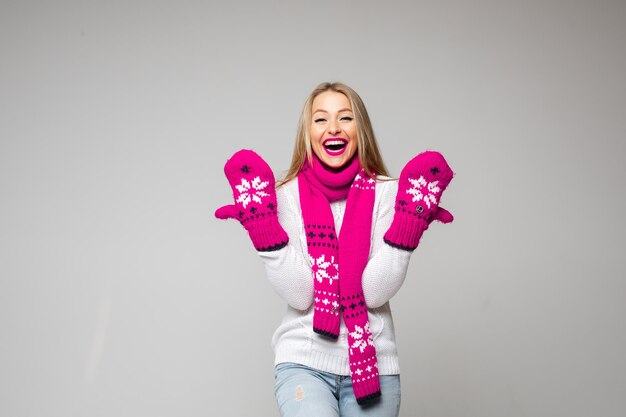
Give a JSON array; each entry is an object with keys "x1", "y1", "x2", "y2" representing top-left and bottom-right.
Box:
[
  {"x1": 352, "y1": 371, "x2": 382, "y2": 405},
  {"x1": 355, "y1": 389, "x2": 382, "y2": 405},
  {"x1": 313, "y1": 312, "x2": 340, "y2": 339},
  {"x1": 313, "y1": 326, "x2": 340, "y2": 339}
]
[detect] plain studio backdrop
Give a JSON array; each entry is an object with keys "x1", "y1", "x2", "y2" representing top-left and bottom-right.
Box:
[{"x1": 1, "y1": 1, "x2": 625, "y2": 416}]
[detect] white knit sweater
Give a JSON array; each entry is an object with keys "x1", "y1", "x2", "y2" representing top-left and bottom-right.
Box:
[{"x1": 258, "y1": 177, "x2": 412, "y2": 376}]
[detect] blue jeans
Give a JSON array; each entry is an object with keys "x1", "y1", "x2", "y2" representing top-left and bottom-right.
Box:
[{"x1": 274, "y1": 362, "x2": 401, "y2": 417}]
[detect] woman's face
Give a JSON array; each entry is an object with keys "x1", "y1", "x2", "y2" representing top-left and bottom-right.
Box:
[{"x1": 310, "y1": 91, "x2": 358, "y2": 170}]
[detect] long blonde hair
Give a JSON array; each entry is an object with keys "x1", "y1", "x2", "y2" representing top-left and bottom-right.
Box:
[{"x1": 278, "y1": 82, "x2": 389, "y2": 186}]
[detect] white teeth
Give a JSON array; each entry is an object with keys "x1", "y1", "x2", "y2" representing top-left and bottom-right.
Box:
[{"x1": 325, "y1": 140, "x2": 345, "y2": 146}]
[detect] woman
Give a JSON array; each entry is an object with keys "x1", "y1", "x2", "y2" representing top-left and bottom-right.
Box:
[{"x1": 215, "y1": 82, "x2": 454, "y2": 416}]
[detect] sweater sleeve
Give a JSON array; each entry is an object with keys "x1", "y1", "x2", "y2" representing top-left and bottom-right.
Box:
[
  {"x1": 257, "y1": 181, "x2": 314, "y2": 311},
  {"x1": 362, "y1": 179, "x2": 412, "y2": 308}
]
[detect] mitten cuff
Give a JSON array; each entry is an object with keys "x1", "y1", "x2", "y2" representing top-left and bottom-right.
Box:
[
  {"x1": 246, "y1": 215, "x2": 289, "y2": 252},
  {"x1": 383, "y1": 212, "x2": 429, "y2": 251}
]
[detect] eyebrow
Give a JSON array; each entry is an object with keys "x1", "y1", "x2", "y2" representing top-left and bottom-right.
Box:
[{"x1": 312, "y1": 108, "x2": 353, "y2": 114}]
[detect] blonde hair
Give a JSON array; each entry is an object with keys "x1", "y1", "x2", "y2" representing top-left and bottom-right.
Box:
[{"x1": 278, "y1": 82, "x2": 389, "y2": 186}]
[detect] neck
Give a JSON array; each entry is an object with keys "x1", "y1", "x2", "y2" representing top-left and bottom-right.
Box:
[{"x1": 318, "y1": 156, "x2": 358, "y2": 174}]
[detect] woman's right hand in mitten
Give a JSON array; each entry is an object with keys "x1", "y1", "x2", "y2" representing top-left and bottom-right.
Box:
[
  {"x1": 383, "y1": 150, "x2": 454, "y2": 251},
  {"x1": 214, "y1": 149, "x2": 289, "y2": 251}
]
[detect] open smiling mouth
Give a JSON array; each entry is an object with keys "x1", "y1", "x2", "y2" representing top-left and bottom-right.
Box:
[{"x1": 323, "y1": 138, "x2": 348, "y2": 156}]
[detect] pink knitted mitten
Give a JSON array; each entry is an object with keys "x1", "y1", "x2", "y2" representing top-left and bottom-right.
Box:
[
  {"x1": 384, "y1": 151, "x2": 454, "y2": 251},
  {"x1": 215, "y1": 149, "x2": 289, "y2": 251}
]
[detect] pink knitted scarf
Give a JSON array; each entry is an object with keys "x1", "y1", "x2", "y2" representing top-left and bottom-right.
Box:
[{"x1": 298, "y1": 155, "x2": 381, "y2": 403}]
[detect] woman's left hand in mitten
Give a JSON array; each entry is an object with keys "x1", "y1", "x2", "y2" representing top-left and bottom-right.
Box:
[
  {"x1": 383, "y1": 150, "x2": 454, "y2": 251},
  {"x1": 214, "y1": 149, "x2": 289, "y2": 251}
]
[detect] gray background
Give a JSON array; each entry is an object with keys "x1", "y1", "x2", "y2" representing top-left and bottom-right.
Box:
[{"x1": 1, "y1": 1, "x2": 625, "y2": 416}]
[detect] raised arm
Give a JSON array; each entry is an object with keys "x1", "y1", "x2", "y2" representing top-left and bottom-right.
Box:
[
  {"x1": 361, "y1": 180, "x2": 412, "y2": 308},
  {"x1": 363, "y1": 151, "x2": 455, "y2": 308},
  {"x1": 214, "y1": 150, "x2": 313, "y2": 310}
]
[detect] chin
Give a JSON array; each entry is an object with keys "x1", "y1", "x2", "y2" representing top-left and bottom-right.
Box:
[{"x1": 320, "y1": 154, "x2": 355, "y2": 170}]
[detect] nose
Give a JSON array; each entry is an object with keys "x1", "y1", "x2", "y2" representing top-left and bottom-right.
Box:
[{"x1": 327, "y1": 120, "x2": 342, "y2": 135}]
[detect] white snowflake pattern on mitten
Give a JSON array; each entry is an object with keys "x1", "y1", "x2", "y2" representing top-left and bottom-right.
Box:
[
  {"x1": 235, "y1": 176, "x2": 270, "y2": 208},
  {"x1": 406, "y1": 176, "x2": 441, "y2": 209}
]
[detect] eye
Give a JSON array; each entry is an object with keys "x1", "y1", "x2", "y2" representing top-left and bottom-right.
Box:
[
  {"x1": 340, "y1": 116, "x2": 353, "y2": 122},
  {"x1": 314, "y1": 118, "x2": 326, "y2": 123}
]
